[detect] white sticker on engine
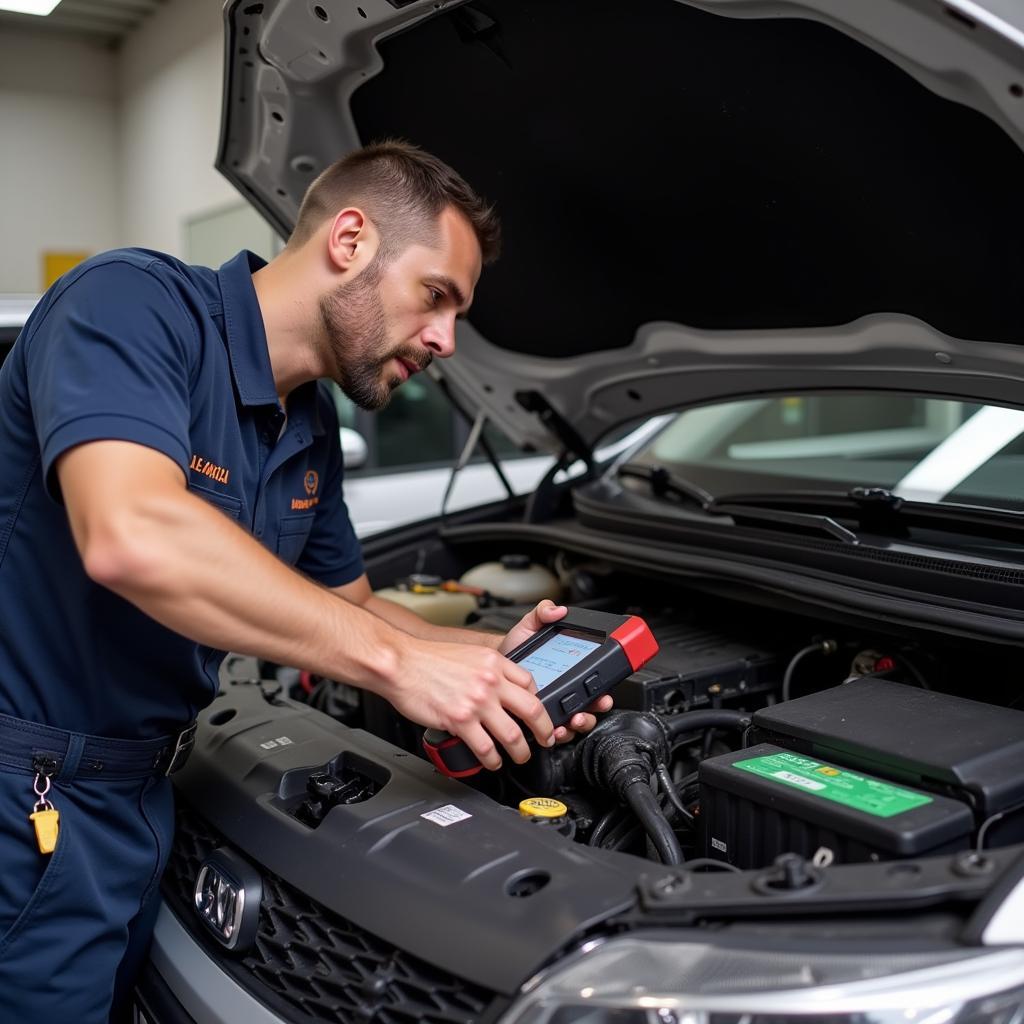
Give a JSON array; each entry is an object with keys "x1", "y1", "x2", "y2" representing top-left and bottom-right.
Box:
[
  {"x1": 711, "y1": 837, "x2": 727, "y2": 853},
  {"x1": 421, "y1": 804, "x2": 472, "y2": 827}
]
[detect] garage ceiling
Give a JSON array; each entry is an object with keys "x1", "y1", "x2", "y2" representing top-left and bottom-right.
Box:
[{"x1": 0, "y1": 0, "x2": 165, "y2": 47}]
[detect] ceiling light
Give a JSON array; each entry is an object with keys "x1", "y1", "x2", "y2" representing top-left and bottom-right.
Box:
[{"x1": 0, "y1": 0, "x2": 62, "y2": 14}]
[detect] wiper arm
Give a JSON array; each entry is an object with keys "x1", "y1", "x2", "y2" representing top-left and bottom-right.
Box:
[
  {"x1": 618, "y1": 464, "x2": 858, "y2": 543},
  {"x1": 618, "y1": 462, "x2": 716, "y2": 510},
  {"x1": 715, "y1": 487, "x2": 1024, "y2": 542},
  {"x1": 708, "y1": 501, "x2": 860, "y2": 544}
]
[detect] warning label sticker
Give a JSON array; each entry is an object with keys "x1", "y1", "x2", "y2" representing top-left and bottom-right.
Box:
[
  {"x1": 421, "y1": 804, "x2": 472, "y2": 827},
  {"x1": 733, "y1": 751, "x2": 933, "y2": 818}
]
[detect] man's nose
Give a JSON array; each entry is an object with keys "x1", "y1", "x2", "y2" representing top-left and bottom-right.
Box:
[{"x1": 422, "y1": 315, "x2": 457, "y2": 359}]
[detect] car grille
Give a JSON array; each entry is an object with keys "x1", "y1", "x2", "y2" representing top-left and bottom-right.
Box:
[{"x1": 163, "y1": 800, "x2": 503, "y2": 1024}]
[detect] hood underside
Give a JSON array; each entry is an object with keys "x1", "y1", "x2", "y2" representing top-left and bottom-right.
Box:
[{"x1": 219, "y1": 0, "x2": 1024, "y2": 453}]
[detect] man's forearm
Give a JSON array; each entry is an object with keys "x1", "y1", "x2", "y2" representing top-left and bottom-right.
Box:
[
  {"x1": 364, "y1": 593, "x2": 503, "y2": 649},
  {"x1": 77, "y1": 479, "x2": 406, "y2": 695},
  {"x1": 59, "y1": 441, "x2": 559, "y2": 763}
]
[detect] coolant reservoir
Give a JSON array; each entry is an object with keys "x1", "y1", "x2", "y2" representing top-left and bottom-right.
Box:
[
  {"x1": 460, "y1": 555, "x2": 562, "y2": 604},
  {"x1": 374, "y1": 575, "x2": 478, "y2": 627}
]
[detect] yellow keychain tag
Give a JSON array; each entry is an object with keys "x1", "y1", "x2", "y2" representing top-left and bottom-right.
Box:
[
  {"x1": 30, "y1": 766, "x2": 60, "y2": 855},
  {"x1": 30, "y1": 807, "x2": 60, "y2": 855}
]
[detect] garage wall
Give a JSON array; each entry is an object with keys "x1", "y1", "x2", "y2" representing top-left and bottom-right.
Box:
[
  {"x1": 0, "y1": 31, "x2": 119, "y2": 293},
  {"x1": 116, "y1": 0, "x2": 245, "y2": 258}
]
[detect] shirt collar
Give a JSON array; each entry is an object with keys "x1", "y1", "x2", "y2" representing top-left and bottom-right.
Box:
[
  {"x1": 217, "y1": 250, "x2": 278, "y2": 407},
  {"x1": 287, "y1": 381, "x2": 327, "y2": 438}
]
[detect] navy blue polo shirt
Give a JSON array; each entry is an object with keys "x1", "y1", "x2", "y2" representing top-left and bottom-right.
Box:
[{"x1": 0, "y1": 249, "x2": 364, "y2": 739}]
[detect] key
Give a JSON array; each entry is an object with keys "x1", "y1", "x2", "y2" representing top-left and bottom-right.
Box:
[{"x1": 30, "y1": 807, "x2": 60, "y2": 855}]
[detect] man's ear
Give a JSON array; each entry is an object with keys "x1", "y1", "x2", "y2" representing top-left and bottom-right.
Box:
[{"x1": 326, "y1": 207, "x2": 379, "y2": 273}]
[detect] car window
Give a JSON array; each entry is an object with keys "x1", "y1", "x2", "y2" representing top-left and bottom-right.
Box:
[
  {"x1": 635, "y1": 393, "x2": 1024, "y2": 510},
  {"x1": 375, "y1": 375, "x2": 456, "y2": 468},
  {"x1": 328, "y1": 375, "x2": 541, "y2": 474},
  {"x1": 326, "y1": 376, "x2": 455, "y2": 471}
]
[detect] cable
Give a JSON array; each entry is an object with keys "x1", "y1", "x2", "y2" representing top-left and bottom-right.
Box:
[
  {"x1": 656, "y1": 764, "x2": 693, "y2": 825},
  {"x1": 895, "y1": 652, "x2": 931, "y2": 690},
  {"x1": 781, "y1": 639, "x2": 838, "y2": 702},
  {"x1": 977, "y1": 811, "x2": 1007, "y2": 852},
  {"x1": 680, "y1": 858, "x2": 741, "y2": 874},
  {"x1": 622, "y1": 779, "x2": 684, "y2": 865}
]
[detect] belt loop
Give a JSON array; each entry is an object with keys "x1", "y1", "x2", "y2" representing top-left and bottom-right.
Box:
[{"x1": 55, "y1": 733, "x2": 86, "y2": 784}]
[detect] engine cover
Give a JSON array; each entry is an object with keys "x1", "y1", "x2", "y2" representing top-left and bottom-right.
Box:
[{"x1": 170, "y1": 680, "x2": 643, "y2": 994}]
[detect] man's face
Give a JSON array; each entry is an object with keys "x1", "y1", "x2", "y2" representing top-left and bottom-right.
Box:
[{"x1": 319, "y1": 206, "x2": 482, "y2": 411}]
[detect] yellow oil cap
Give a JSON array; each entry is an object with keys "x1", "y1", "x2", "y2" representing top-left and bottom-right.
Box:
[{"x1": 519, "y1": 797, "x2": 568, "y2": 819}]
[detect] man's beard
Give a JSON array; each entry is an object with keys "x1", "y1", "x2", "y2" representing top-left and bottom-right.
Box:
[{"x1": 318, "y1": 273, "x2": 431, "y2": 411}]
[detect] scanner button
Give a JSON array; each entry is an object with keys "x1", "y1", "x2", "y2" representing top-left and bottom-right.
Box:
[
  {"x1": 560, "y1": 692, "x2": 584, "y2": 716},
  {"x1": 583, "y1": 672, "x2": 603, "y2": 696}
]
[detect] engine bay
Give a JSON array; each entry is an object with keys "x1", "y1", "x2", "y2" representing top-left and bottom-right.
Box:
[{"x1": 268, "y1": 544, "x2": 1024, "y2": 876}]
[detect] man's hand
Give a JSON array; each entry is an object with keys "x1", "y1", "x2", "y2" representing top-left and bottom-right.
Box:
[
  {"x1": 388, "y1": 639, "x2": 555, "y2": 771},
  {"x1": 497, "y1": 598, "x2": 569, "y2": 655},
  {"x1": 498, "y1": 599, "x2": 614, "y2": 743}
]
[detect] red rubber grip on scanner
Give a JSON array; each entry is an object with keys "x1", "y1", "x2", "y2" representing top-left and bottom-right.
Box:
[{"x1": 610, "y1": 615, "x2": 659, "y2": 671}]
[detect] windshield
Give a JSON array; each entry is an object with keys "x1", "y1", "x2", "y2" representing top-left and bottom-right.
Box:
[{"x1": 629, "y1": 393, "x2": 1024, "y2": 512}]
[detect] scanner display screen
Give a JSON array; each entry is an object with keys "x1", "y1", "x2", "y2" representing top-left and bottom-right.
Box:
[{"x1": 518, "y1": 633, "x2": 601, "y2": 691}]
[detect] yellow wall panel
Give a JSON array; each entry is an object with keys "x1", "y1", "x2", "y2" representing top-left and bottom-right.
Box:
[{"x1": 42, "y1": 251, "x2": 90, "y2": 290}]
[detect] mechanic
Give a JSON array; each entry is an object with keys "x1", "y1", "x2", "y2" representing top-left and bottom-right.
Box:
[{"x1": 0, "y1": 140, "x2": 611, "y2": 1023}]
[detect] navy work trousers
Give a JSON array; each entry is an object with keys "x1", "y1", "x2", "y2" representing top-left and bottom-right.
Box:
[{"x1": 0, "y1": 759, "x2": 173, "y2": 1022}]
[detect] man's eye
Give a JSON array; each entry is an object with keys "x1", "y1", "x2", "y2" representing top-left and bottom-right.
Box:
[{"x1": 428, "y1": 288, "x2": 444, "y2": 306}]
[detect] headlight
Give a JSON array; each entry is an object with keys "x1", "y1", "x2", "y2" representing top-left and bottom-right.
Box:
[{"x1": 503, "y1": 935, "x2": 1024, "y2": 1024}]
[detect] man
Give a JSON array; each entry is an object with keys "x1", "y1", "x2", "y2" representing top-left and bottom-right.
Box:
[{"x1": 0, "y1": 140, "x2": 610, "y2": 1022}]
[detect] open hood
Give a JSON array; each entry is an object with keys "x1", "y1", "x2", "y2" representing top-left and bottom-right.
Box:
[{"x1": 218, "y1": 0, "x2": 1024, "y2": 456}]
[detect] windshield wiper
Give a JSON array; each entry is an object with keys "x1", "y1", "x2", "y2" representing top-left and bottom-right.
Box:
[
  {"x1": 618, "y1": 463, "x2": 716, "y2": 510},
  {"x1": 715, "y1": 487, "x2": 1024, "y2": 543},
  {"x1": 616, "y1": 464, "x2": 859, "y2": 544}
]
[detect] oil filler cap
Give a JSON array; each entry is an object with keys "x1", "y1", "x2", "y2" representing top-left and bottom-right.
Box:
[{"x1": 519, "y1": 797, "x2": 568, "y2": 819}]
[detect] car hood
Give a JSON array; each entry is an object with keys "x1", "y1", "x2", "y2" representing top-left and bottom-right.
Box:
[{"x1": 218, "y1": 0, "x2": 1024, "y2": 456}]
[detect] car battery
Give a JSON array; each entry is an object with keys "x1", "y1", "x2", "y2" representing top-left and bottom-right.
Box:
[
  {"x1": 751, "y1": 679, "x2": 1024, "y2": 846},
  {"x1": 699, "y1": 743, "x2": 974, "y2": 868}
]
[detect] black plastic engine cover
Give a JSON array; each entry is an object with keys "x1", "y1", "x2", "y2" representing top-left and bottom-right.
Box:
[{"x1": 171, "y1": 681, "x2": 642, "y2": 994}]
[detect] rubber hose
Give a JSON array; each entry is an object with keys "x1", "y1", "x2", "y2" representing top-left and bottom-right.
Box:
[
  {"x1": 665, "y1": 709, "x2": 750, "y2": 741},
  {"x1": 622, "y1": 779, "x2": 684, "y2": 865},
  {"x1": 588, "y1": 808, "x2": 621, "y2": 848}
]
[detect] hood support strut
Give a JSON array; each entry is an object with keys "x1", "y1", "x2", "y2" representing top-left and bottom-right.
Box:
[
  {"x1": 515, "y1": 391, "x2": 594, "y2": 470},
  {"x1": 516, "y1": 391, "x2": 597, "y2": 525}
]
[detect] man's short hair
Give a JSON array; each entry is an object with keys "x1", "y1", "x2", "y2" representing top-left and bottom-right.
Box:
[{"x1": 288, "y1": 139, "x2": 501, "y2": 265}]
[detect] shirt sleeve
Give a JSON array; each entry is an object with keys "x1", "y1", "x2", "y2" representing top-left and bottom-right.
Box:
[
  {"x1": 294, "y1": 386, "x2": 366, "y2": 587},
  {"x1": 25, "y1": 259, "x2": 196, "y2": 501}
]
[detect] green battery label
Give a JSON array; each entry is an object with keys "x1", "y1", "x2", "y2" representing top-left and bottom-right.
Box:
[{"x1": 732, "y1": 751, "x2": 933, "y2": 818}]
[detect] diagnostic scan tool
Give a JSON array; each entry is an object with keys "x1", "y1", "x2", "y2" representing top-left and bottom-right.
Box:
[{"x1": 423, "y1": 608, "x2": 659, "y2": 777}]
